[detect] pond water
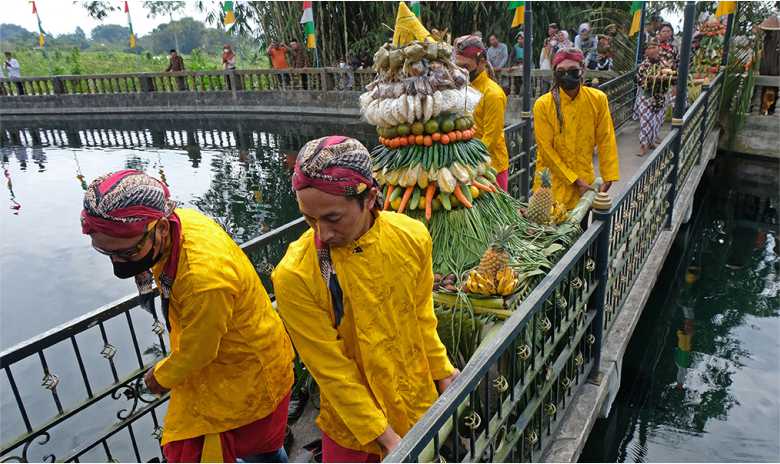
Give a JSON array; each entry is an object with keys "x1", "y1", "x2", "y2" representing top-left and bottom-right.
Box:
[
  {"x1": 0, "y1": 115, "x2": 373, "y2": 351},
  {"x1": 580, "y1": 157, "x2": 779, "y2": 462}
]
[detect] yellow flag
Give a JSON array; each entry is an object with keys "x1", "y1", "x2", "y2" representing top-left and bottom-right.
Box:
[
  {"x1": 715, "y1": 1, "x2": 737, "y2": 17},
  {"x1": 629, "y1": 1, "x2": 642, "y2": 37},
  {"x1": 392, "y1": 1, "x2": 432, "y2": 47}
]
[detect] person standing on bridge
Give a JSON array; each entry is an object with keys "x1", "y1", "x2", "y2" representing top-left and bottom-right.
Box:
[
  {"x1": 165, "y1": 49, "x2": 186, "y2": 91},
  {"x1": 636, "y1": 40, "x2": 669, "y2": 156},
  {"x1": 4, "y1": 51, "x2": 23, "y2": 95},
  {"x1": 289, "y1": 39, "x2": 310, "y2": 90},
  {"x1": 222, "y1": 44, "x2": 237, "y2": 90},
  {"x1": 268, "y1": 41, "x2": 291, "y2": 87},
  {"x1": 455, "y1": 35, "x2": 510, "y2": 191},
  {"x1": 532, "y1": 48, "x2": 619, "y2": 210},
  {"x1": 272, "y1": 136, "x2": 459, "y2": 462},
  {"x1": 80, "y1": 170, "x2": 295, "y2": 463}
]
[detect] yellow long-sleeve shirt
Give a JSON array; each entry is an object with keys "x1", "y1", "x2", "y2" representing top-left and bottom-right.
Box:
[
  {"x1": 152, "y1": 208, "x2": 295, "y2": 446},
  {"x1": 272, "y1": 211, "x2": 456, "y2": 456},
  {"x1": 532, "y1": 85, "x2": 620, "y2": 209},
  {"x1": 472, "y1": 70, "x2": 509, "y2": 173}
]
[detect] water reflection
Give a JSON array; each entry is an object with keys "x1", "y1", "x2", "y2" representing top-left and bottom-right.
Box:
[{"x1": 581, "y1": 159, "x2": 779, "y2": 462}]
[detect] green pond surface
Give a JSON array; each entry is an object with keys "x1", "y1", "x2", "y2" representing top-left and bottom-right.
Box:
[{"x1": 580, "y1": 158, "x2": 779, "y2": 462}]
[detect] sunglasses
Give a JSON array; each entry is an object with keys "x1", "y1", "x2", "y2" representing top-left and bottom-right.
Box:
[
  {"x1": 93, "y1": 222, "x2": 158, "y2": 259},
  {"x1": 555, "y1": 68, "x2": 583, "y2": 79}
]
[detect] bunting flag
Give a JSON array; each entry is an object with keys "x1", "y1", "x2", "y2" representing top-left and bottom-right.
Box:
[
  {"x1": 31, "y1": 1, "x2": 45, "y2": 47},
  {"x1": 715, "y1": 1, "x2": 737, "y2": 17},
  {"x1": 508, "y1": 2, "x2": 525, "y2": 28},
  {"x1": 410, "y1": 1, "x2": 420, "y2": 17},
  {"x1": 301, "y1": 1, "x2": 316, "y2": 49},
  {"x1": 629, "y1": 1, "x2": 643, "y2": 37},
  {"x1": 223, "y1": 1, "x2": 236, "y2": 25},
  {"x1": 124, "y1": 2, "x2": 136, "y2": 48}
]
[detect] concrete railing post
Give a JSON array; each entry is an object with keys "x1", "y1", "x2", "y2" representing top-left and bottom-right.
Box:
[
  {"x1": 140, "y1": 75, "x2": 155, "y2": 93},
  {"x1": 588, "y1": 191, "x2": 613, "y2": 385},
  {"x1": 230, "y1": 71, "x2": 243, "y2": 92},
  {"x1": 52, "y1": 77, "x2": 64, "y2": 95}
]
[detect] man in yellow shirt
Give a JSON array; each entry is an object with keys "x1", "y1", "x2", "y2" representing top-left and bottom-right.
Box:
[
  {"x1": 272, "y1": 136, "x2": 459, "y2": 462},
  {"x1": 533, "y1": 48, "x2": 620, "y2": 210},
  {"x1": 454, "y1": 35, "x2": 510, "y2": 191},
  {"x1": 81, "y1": 170, "x2": 295, "y2": 463}
]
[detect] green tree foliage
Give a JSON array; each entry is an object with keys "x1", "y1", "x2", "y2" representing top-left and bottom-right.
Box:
[
  {"x1": 198, "y1": 1, "x2": 633, "y2": 69},
  {"x1": 142, "y1": 1, "x2": 186, "y2": 19},
  {"x1": 91, "y1": 24, "x2": 131, "y2": 46},
  {"x1": 0, "y1": 24, "x2": 37, "y2": 46},
  {"x1": 56, "y1": 26, "x2": 90, "y2": 50},
  {"x1": 141, "y1": 17, "x2": 207, "y2": 54}
]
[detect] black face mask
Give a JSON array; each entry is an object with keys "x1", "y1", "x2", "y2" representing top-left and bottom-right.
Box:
[
  {"x1": 468, "y1": 68, "x2": 479, "y2": 82},
  {"x1": 556, "y1": 69, "x2": 581, "y2": 91},
  {"x1": 112, "y1": 236, "x2": 163, "y2": 279}
]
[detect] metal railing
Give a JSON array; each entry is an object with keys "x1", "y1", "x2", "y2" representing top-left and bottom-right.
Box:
[
  {"x1": 600, "y1": 73, "x2": 723, "y2": 330},
  {"x1": 0, "y1": 68, "x2": 618, "y2": 99},
  {"x1": 386, "y1": 224, "x2": 603, "y2": 462},
  {"x1": 505, "y1": 121, "x2": 534, "y2": 202},
  {"x1": 598, "y1": 68, "x2": 639, "y2": 131},
  {"x1": 386, "y1": 71, "x2": 725, "y2": 462}
]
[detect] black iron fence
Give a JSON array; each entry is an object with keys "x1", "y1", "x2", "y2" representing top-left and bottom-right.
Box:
[
  {"x1": 386, "y1": 224, "x2": 604, "y2": 462},
  {"x1": 598, "y1": 69, "x2": 639, "y2": 131},
  {"x1": 385, "y1": 71, "x2": 724, "y2": 462}
]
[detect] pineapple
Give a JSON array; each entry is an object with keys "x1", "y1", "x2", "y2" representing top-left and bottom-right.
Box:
[
  {"x1": 477, "y1": 225, "x2": 513, "y2": 278},
  {"x1": 528, "y1": 168, "x2": 553, "y2": 225}
]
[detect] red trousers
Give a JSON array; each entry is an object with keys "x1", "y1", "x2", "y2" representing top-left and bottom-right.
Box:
[
  {"x1": 496, "y1": 169, "x2": 509, "y2": 191},
  {"x1": 163, "y1": 391, "x2": 291, "y2": 462},
  {"x1": 322, "y1": 433, "x2": 380, "y2": 463}
]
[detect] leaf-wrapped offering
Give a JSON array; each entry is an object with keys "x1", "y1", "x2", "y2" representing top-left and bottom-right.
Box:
[{"x1": 403, "y1": 43, "x2": 426, "y2": 62}]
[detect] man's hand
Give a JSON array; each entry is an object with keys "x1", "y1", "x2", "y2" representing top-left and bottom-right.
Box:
[
  {"x1": 144, "y1": 368, "x2": 169, "y2": 395},
  {"x1": 377, "y1": 426, "x2": 402, "y2": 454},
  {"x1": 574, "y1": 178, "x2": 593, "y2": 195},
  {"x1": 599, "y1": 181, "x2": 613, "y2": 193},
  {"x1": 437, "y1": 369, "x2": 461, "y2": 393}
]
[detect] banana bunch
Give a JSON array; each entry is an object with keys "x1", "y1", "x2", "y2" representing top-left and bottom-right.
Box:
[
  {"x1": 552, "y1": 201, "x2": 568, "y2": 225},
  {"x1": 464, "y1": 270, "x2": 496, "y2": 295},
  {"x1": 496, "y1": 267, "x2": 519, "y2": 296},
  {"x1": 463, "y1": 267, "x2": 519, "y2": 296}
]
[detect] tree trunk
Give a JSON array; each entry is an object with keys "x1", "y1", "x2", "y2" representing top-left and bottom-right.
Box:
[{"x1": 343, "y1": 1, "x2": 348, "y2": 60}]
